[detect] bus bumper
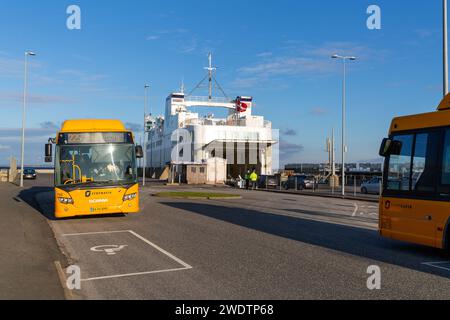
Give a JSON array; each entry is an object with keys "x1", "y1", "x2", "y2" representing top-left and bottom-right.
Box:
[{"x1": 54, "y1": 185, "x2": 140, "y2": 219}]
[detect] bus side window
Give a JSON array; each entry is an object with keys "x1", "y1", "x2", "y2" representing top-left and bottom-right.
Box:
[
  {"x1": 386, "y1": 134, "x2": 413, "y2": 191},
  {"x1": 439, "y1": 130, "x2": 450, "y2": 194},
  {"x1": 412, "y1": 132, "x2": 440, "y2": 193}
]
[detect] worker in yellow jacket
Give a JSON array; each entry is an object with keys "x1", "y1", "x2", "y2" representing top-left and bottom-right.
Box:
[{"x1": 249, "y1": 169, "x2": 258, "y2": 190}]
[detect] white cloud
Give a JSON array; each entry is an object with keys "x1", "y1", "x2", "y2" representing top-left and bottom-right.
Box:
[
  {"x1": 232, "y1": 41, "x2": 388, "y2": 89},
  {"x1": 0, "y1": 92, "x2": 78, "y2": 105},
  {"x1": 310, "y1": 107, "x2": 328, "y2": 116},
  {"x1": 256, "y1": 52, "x2": 273, "y2": 58},
  {"x1": 0, "y1": 55, "x2": 41, "y2": 79},
  {"x1": 146, "y1": 35, "x2": 160, "y2": 41},
  {"x1": 146, "y1": 28, "x2": 188, "y2": 41}
]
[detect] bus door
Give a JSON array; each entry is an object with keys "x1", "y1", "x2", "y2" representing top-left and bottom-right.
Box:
[{"x1": 384, "y1": 131, "x2": 441, "y2": 247}]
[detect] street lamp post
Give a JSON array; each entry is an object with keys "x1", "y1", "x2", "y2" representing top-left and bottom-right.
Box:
[
  {"x1": 331, "y1": 54, "x2": 357, "y2": 196},
  {"x1": 20, "y1": 51, "x2": 36, "y2": 188},
  {"x1": 143, "y1": 84, "x2": 150, "y2": 186}
]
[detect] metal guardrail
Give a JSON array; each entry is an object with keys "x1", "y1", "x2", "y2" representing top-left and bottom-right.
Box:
[{"x1": 231, "y1": 178, "x2": 379, "y2": 203}]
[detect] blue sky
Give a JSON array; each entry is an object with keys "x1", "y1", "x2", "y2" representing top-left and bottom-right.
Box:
[{"x1": 0, "y1": 0, "x2": 446, "y2": 165}]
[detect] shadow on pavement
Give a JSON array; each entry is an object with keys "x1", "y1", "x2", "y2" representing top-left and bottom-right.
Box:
[
  {"x1": 17, "y1": 186, "x2": 54, "y2": 219},
  {"x1": 160, "y1": 201, "x2": 450, "y2": 278}
]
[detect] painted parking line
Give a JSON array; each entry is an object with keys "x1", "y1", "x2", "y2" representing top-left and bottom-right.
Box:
[
  {"x1": 422, "y1": 261, "x2": 450, "y2": 272},
  {"x1": 352, "y1": 203, "x2": 378, "y2": 217},
  {"x1": 81, "y1": 266, "x2": 191, "y2": 282},
  {"x1": 62, "y1": 230, "x2": 192, "y2": 282}
]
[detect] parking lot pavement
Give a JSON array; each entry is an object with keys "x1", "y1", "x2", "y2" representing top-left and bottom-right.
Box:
[
  {"x1": 0, "y1": 180, "x2": 66, "y2": 300},
  {"x1": 259, "y1": 187, "x2": 380, "y2": 203},
  {"x1": 12, "y1": 175, "x2": 450, "y2": 299}
]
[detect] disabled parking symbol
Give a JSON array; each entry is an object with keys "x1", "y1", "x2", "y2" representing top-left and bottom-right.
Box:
[{"x1": 90, "y1": 245, "x2": 128, "y2": 256}]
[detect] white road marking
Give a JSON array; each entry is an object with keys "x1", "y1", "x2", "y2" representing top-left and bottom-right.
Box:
[
  {"x1": 90, "y1": 245, "x2": 128, "y2": 255},
  {"x1": 81, "y1": 267, "x2": 191, "y2": 282},
  {"x1": 352, "y1": 203, "x2": 379, "y2": 217},
  {"x1": 352, "y1": 203, "x2": 359, "y2": 217},
  {"x1": 61, "y1": 230, "x2": 193, "y2": 282},
  {"x1": 422, "y1": 261, "x2": 450, "y2": 272},
  {"x1": 128, "y1": 230, "x2": 192, "y2": 269},
  {"x1": 62, "y1": 230, "x2": 131, "y2": 237}
]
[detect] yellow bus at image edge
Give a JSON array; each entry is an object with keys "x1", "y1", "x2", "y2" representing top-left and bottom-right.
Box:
[{"x1": 380, "y1": 94, "x2": 450, "y2": 249}]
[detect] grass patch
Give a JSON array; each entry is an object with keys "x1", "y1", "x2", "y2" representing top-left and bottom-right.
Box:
[{"x1": 155, "y1": 191, "x2": 242, "y2": 200}]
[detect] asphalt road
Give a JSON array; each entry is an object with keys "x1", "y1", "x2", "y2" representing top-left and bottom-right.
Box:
[{"x1": 8, "y1": 174, "x2": 450, "y2": 299}]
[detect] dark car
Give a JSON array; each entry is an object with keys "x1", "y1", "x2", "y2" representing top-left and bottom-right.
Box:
[
  {"x1": 282, "y1": 175, "x2": 306, "y2": 190},
  {"x1": 23, "y1": 168, "x2": 37, "y2": 180},
  {"x1": 283, "y1": 175, "x2": 317, "y2": 191}
]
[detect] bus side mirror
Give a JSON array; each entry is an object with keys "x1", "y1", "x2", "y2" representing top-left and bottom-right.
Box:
[
  {"x1": 379, "y1": 138, "x2": 402, "y2": 157},
  {"x1": 135, "y1": 145, "x2": 144, "y2": 159},
  {"x1": 45, "y1": 143, "x2": 53, "y2": 163}
]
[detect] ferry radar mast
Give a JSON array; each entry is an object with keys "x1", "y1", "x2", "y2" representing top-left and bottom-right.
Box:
[{"x1": 187, "y1": 53, "x2": 229, "y2": 101}]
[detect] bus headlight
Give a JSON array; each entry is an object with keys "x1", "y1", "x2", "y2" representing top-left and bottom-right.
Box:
[
  {"x1": 58, "y1": 197, "x2": 74, "y2": 205},
  {"x1": 123, "y1": 193, "x2": 137, "y2": 201}
]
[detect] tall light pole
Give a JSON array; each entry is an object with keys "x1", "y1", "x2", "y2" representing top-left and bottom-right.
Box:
[
  {"x1": 143, "y1": 84, "x2": 150, "y2": 186},
  {"x1": 331, "y1": 54, "x2": 357, "y2": 196},
  {"x1": 444, "y1": 0, "x2": 449, "y2": 96},
  {"x1": 20, "y1": 51, "x2": 36, "y2": 188}
]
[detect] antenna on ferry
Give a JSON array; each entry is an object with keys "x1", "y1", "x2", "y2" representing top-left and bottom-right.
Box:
[
  {"x1": 187, "y1": 52, "x2": 229, "y2": 100},
  {"x1": 204, "y1": 52, "x2": 216, "y2": 100},
  {"x1": 180, "y1": 77, "x2": 185, "y2": 94}
]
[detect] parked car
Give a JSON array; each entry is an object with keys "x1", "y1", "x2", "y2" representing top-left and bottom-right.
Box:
[
  {"x1": 361, "y1": 177, "x2": 382, "y2": 194},
  {"x1": 259, "y1": 175, "x2": 278, "y2": 189},
  {"x1": 282, "y1": 175, "x2": 306, "y2": 190},
  {"x1": 23, "y1": 168, "x2": 37, "y2": 180},
  {"x1": 302, "y1": 175, "x2": 317, "y2": 189}
]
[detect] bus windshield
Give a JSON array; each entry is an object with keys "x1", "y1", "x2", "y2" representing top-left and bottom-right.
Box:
[{"x1": 55, "y1": 143, "x2": 137, "y2": 187}]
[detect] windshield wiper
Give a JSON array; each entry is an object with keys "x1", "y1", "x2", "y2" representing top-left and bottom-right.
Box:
[
  {"x1": 62, "y1": 179, "x2": 133, "y2": 189},
  {"x1": 89, "y1": 180, "x2": 130, "y2": 188}
]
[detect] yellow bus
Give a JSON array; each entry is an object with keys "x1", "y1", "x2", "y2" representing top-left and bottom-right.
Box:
[
  {"x1": 45, "y1": 119, "x2": 144, "y2": 219},
  {"x1": 379, "y1": 94, "x2": 450, "y2": 249}
]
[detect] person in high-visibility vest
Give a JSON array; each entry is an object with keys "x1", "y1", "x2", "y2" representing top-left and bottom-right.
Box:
[
  {"x1": 249, "y1": 169, "x2": 258, "y2": 190},
  {"x1": 244, "y1": 170, "x2": 251, "y2": 190}
]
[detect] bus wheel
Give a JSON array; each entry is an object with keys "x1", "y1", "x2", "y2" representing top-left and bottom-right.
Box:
[{"x1": 361, "y1": 187, "x2": 368, "y2": 194}]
